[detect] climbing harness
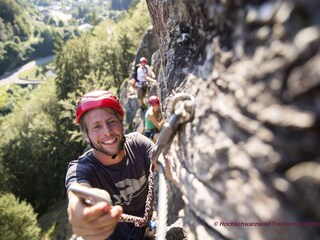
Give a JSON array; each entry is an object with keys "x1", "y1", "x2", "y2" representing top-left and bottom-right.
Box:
[{"x1": 153, "y1": 93, "x2": 196, "y2": 239}]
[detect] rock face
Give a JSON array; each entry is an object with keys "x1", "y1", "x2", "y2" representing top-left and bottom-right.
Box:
[{"x1": 145, "y1": 0, "x2": 320, "y2": 239}]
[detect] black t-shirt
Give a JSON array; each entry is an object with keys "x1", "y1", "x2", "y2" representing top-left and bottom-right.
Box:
[{"x1": 65, "y1": 132, "x2": 155, "y2": 217}]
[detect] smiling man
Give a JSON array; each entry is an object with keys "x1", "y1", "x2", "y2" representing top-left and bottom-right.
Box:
[{"x1": 65, "y1": 90, "x2": 155, "y2": 240}]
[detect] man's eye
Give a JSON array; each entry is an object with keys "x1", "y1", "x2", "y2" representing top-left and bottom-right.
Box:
[{"x1": 93, "y1": 125, "x2": 101, "y2": 129}]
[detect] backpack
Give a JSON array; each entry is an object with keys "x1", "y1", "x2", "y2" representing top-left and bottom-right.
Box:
[
  {"x1": 134, "y1": 64, "x2": 149, "y2": 82},
  {"x1": 133, "y1": 63, "x2": 140, "y2": 82}
]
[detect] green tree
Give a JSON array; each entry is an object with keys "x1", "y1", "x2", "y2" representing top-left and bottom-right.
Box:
[
  {"x1": 0, "y1": 18, "x2": 9, "y2": 42},
  {"x1": 58, "y1": 20, "x2": 64, "y2": 28},
  {"x1": 0, "y1": 0, "x2": 30, "y2": 38},
  {"x1": 118, "y1": 32, "x2": 135, "y2": 83},
  {"x1": 0, "y1": 41, "x2": 21, "y2": 73},
  {"x1": 31, "y1": 26, "x2": 59, "y2": 57},
  {"x1": 0, "y1": 80, "x2": 83, "y2": 213},
  {"x1": 0, "y1": 193, "x2": 40, "y2": 240},
  {"x1": 13, "y1": 14, "x2": 30, "y2": 40},
  {"x1": 0, "y1": 0, "x2": 18, "y2": 23},
  {"x1": 0, "y1": 84, "x2": 31, "y2": 116},
  {"x1": 55, "y1": 35, "x2": 92, "y2": 100}
]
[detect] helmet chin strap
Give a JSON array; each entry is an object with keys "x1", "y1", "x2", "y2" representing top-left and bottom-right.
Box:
[
  {"x1": 87, "y1": 138, "x2": 97, "y2": 150},
  {"x1": 88, "y1": 136, "x2": 126, "y2": 160}
]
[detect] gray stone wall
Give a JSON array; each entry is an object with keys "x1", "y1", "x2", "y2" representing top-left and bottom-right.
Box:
[{"x1": 147, "y1": 0, "x2": 320, "y2": 239}]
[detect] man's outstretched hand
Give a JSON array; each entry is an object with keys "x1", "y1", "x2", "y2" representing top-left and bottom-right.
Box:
[{"x1": 67, "y1": 184, "x2": 123, "y2": 240}]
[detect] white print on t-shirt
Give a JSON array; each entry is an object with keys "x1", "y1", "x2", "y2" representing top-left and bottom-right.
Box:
[{"x1": 113, "y1": 175, "x2": 147, "y2": 205}]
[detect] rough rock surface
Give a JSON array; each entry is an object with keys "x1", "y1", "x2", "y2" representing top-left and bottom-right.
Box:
[{"x1": 144, "y1": 0, "x2": 320, "y2": 239}]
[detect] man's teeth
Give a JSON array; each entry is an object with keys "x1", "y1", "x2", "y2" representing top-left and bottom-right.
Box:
[{"x1": 103, "y1": 138, "x2": 116, "y2": 144}]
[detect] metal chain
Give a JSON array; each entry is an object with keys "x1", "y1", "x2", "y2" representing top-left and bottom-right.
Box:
[{"x1": 119, "y1": 165, "x2": 155, "y2": 227}]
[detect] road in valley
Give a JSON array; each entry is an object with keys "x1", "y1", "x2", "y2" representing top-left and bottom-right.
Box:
[{"x1": 0, "y1": 55, "x2": 55, "y2": 87}]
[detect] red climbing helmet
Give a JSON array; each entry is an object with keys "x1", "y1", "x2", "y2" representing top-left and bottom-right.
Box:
[
  {"x1": 76, "y1": 90, "x2": 124, "y2": 124},
  {"x1": 140, "y1": 57, "x2": 148, "y2": 63},
  {"x1": 148, "y1": 96, "x2": 160, "y2": 105}
]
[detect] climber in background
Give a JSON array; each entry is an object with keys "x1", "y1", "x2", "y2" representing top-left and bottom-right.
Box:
[
  {"x1": 135, "y1": 57, "x2": 157, "y2": 110},
  {"x1": 144, "y1": 95, "x2": 164, "y2": 142},
  {"x1": 128, "y1": 78, "x2": 137, "y2": 96}
]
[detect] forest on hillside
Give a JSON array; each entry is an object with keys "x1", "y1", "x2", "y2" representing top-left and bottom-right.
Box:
[
  {"x1": 0, "y1": 0, "x2": 151, "y2": 239},
  {"x1": 0, "y1": 0, "x2": 138, "y2": 76}
]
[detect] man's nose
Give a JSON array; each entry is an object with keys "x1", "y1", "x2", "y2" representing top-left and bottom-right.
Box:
[{"x1": 102, "y1": 123, "x2": 112, "y2": 135}]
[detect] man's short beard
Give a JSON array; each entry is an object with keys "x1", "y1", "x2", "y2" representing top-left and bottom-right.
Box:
[
  {"x1": 91, "y1": 136, "x2": 125, "y2": 157},
  {"x1": 93, "y1": 142, "x2": 121, "y2": 156}
]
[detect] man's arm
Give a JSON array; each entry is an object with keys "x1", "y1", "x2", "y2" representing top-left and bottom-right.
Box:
[
  {"x1": 145, "y1": 75, "x2": 157, "y2": 83},
  {"x1": 147, "y1": 66, "x2": 156, "y2": 78},
  {"x1": 67, "y1": 183, "x2": 122, "y2": 240}
]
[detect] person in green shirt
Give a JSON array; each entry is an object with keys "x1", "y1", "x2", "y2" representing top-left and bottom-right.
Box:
[{"x1": 144, "y1": 96, "x2": 164, "y2": 142}]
